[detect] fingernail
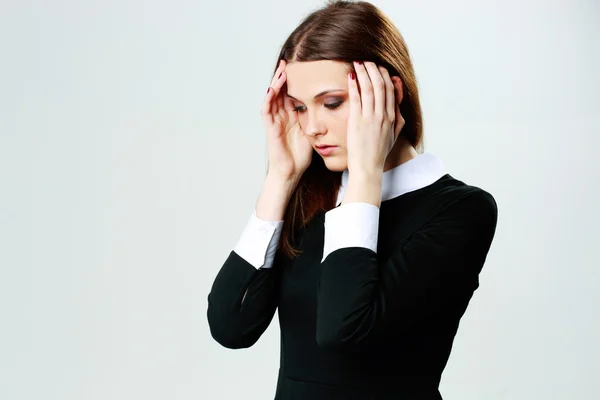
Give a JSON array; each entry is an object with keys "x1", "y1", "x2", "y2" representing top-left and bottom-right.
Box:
[
  {"x1": 350, "y1": 72, "x2": 355, "y2": 80},
  {"x1": 267, "y1": 87, "x2": 270, "y2": 94},
  {"x1": 279, "y1": 72, "x2": 283, "y2": 79},
  {"x1": 356, "y1": 61, "x2": 363, "y2": 65}
]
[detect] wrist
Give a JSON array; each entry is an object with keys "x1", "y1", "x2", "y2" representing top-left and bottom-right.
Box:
[
  {"x1": 265, "y1": 172, "x2": 302, "y2": 190},
  {"x1": 342, "y1": 170, "x2": 383, "y2": 208},
  {"x1": 347, "y1": 168, "x2": 383, "y2": 183},
  {"x1": 256, "y1": 174, "x2": 300, "y2": 221}
]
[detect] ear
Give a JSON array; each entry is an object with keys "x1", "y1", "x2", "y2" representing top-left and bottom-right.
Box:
[{"x1": 391, "y1": 76, "x2": 404, "y2": 105}]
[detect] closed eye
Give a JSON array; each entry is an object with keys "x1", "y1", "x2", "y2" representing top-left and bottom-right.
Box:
[{"x1": 293, "y1": 101, "x2": 343, "y2": 113}]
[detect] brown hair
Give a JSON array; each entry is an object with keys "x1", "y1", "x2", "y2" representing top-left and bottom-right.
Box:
[{"x1": 271, "y1": 0, "x2": 424, "y2": 260}]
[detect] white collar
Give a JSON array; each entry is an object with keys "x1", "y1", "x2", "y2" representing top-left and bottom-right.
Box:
[{"x1": 336, "y1": 152, "x2": 447, "y2": 206}]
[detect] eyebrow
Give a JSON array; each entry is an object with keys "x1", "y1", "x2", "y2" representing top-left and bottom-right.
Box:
[{"x1": 286, "y1": 89, "x2": 345, "y2": 101}]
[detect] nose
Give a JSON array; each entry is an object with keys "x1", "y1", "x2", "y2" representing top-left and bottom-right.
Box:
[{"x1": 303, "y1": 113, "x2": 326, "y2": 138}]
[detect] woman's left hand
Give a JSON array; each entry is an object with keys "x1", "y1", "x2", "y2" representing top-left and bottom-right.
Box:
[{"x1": 346, "y1": 61, "x2": 405, "y2": 175}]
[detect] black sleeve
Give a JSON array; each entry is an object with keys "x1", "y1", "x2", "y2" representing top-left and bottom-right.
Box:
[
  {"x1": 207, "y1": 250, "x2": 282, "y2": 349},
  {"x1": 315, "y1": 189, "x2": 498, "y2": 350}
]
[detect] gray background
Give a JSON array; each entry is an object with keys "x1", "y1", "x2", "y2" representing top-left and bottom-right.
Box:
[{"x1": 1, "y1": 0, "x2": 599, "y2": 399}]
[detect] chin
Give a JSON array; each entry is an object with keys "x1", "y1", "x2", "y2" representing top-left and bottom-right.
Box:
[{"x1": 322, "y1": 156, "x2": 347, "y2": 172}]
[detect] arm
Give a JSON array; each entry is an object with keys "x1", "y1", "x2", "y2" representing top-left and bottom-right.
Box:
[
  {"x1": 316, "y1": 187, "x2": 498, "y2": 350},
  {"x1": 207, "y1": 175, "x2": 299, "y2": 349}
]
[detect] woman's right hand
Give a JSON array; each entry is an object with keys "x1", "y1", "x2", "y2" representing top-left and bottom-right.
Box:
[{"x1": 261, "y1": 59, "x2": 313, "y2": 181}]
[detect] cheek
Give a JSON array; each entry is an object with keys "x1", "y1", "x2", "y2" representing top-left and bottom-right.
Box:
[
  {"x1": 332, "y1": 113, "x2": 349, "y2": 143},
  {"x1": 297, "y1": 109, "x2": 349, "y2": 139}
]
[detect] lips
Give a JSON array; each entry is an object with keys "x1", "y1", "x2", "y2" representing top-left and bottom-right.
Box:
[{"x1": 315, "y1": 145, "x2": 337, "y2": 156}]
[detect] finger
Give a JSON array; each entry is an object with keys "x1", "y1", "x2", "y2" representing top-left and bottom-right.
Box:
[
  {"x1": 261, "y1": 87, "x2": 275, "y2": 124},
  {"x1": 283, "y1": 87, "x2": 295, "y2": 112},
  {"x1": 347, "y1": 67, "x2": 361, "y2": 119},
  {"x1": 271, "y1": 70, "x2": 288, "y2": 114},
  {"x1": 276, "y1": 91, "x2": 283, "y2": 110},
  {"x1": 276, "y1": 83, "x2": 285, "y2": 112},
  {"x1": 271, "y1": 86, "x2": 279, "y2": 115},
  {"x1": 364, "y1": 62, "x2": 385, "y2": 121},
  {"x1": 379, "y1": 66, "x2": 395, "y2": 122},
  {"x1": 353, "y1": 61, "x2": 373, "y2": 118},
  {"x1": 265, "y1": 60, "x2": 286, "y2": 115},
  {"x1": 270, "y1": 59, "x2": 286, "y2": 88},
  {"x1": 285, "y1": 94, "x2": 299, "y2": 126},
  {"x1": 267, "y1": 69, "x2": 288, "y2": 116}
]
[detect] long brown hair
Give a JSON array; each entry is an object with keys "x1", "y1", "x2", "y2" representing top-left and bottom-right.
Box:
[{"x1": 271, "y1": 0, "x2": 425, "y2": 260}]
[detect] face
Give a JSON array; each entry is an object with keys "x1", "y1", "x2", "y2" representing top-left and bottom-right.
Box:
[{"x1": 284, "y1": 60, "x2": 352, "y2": 171}]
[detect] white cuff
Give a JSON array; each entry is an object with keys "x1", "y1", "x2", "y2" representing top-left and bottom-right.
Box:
[
  {"x1": 233, "y1": 209, "x2": 284, "y2": 269},
  {"x1": 322, "y1": 202, "x2": 380, "y2": 262}
]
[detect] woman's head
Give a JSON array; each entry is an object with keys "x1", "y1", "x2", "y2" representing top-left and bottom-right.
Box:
[
  {"x1": 284, "y1": 60, "x2": 404, "y2": 172},
  {"x1": 276, "y1": 0, "x2": 424, "y2": 166},
  {"x1": 273, "y1": 0, "x2": 424, "y2": 258}
]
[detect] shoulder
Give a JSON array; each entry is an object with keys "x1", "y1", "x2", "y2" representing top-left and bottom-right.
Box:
[
  {"x1": 409, "y1": 174, "x2": 499, "y2": 241},
  {"x1": 430, "y1": 174, "x2": 498, "y2": 221},
  {"x1": 403, "y1": 176, "x2": 498, "y2": 269}
]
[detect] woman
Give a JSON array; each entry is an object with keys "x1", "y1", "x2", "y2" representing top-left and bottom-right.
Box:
[{"x1": 207, "y1": 1, "x2": 498, "y2": 399}]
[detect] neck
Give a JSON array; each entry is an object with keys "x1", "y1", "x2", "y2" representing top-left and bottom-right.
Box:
[{"x1": 383, "y1": 137, "x2": 419, "y2": 172}]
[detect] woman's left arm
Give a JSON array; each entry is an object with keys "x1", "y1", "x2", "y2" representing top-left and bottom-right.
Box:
[{"x1": 316, "y1": 187, "x2": 498, "y2": 350}]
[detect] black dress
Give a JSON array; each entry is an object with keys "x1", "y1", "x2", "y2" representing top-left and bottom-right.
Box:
[{"x1": 207, "y1": 174, "x2": 498, "y2": 399}]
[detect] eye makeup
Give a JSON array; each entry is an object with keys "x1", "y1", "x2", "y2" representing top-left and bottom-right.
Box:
[{"x1": 293, "y1": 101, "x2": 343, "y2": 113}]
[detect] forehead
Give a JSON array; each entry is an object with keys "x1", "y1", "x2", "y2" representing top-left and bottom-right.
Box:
[{"x1": 285, "y1": 60, "x2": 350, "y2": 99}]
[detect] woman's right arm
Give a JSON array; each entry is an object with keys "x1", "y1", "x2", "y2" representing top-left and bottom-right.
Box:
[
  {"x1": 207, "y1": 59, "x2": 312, "y2": 349},
  {"x1": 206, "y1": 174, "x2": 299, "y2": 349}
]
